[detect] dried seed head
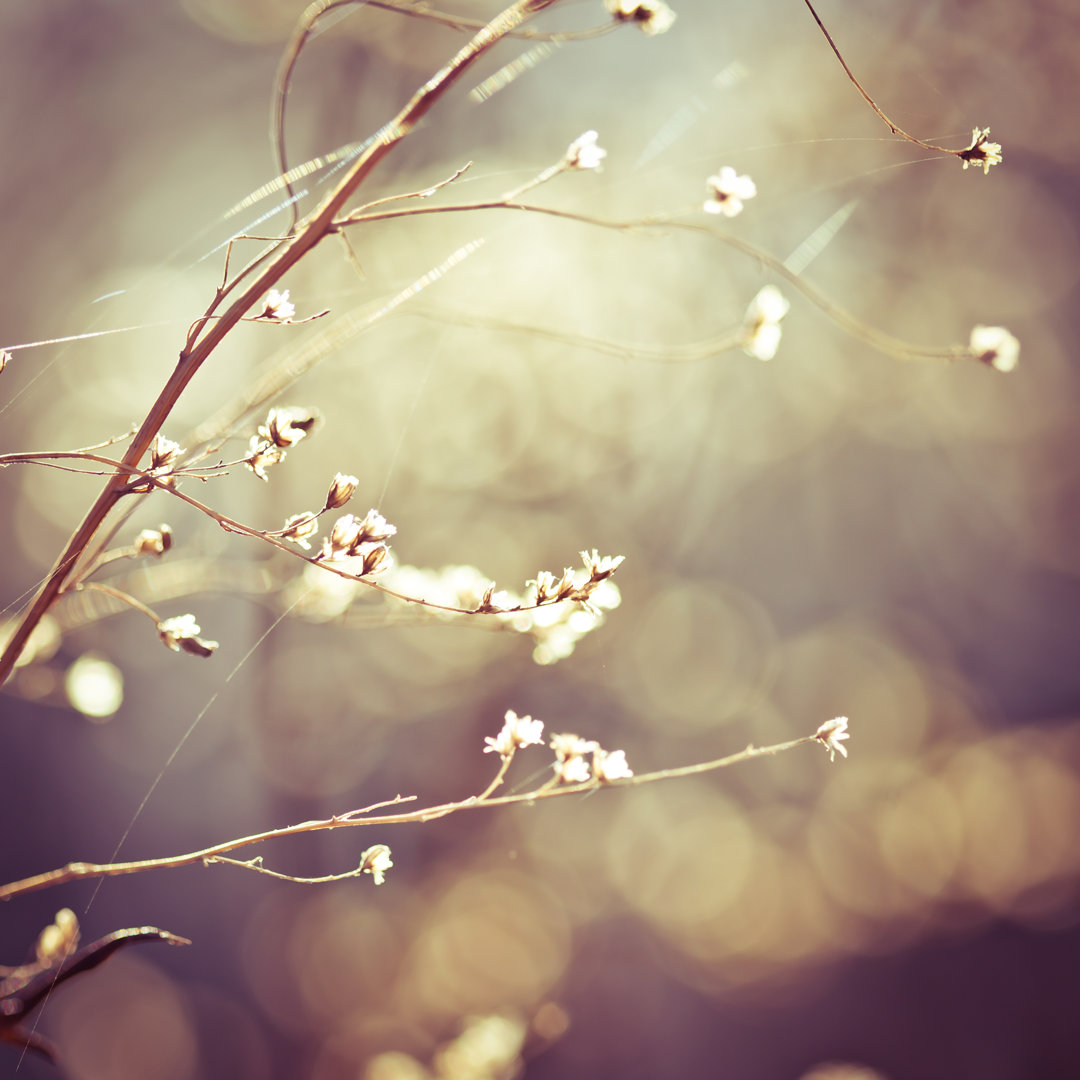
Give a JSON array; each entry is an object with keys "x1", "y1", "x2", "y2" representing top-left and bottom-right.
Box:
[
  {"x1": 604, "y1": 0, "x2": 677, "y2": 35},
  {"x1": 281, "y1": 512, "x2": 319, "y2": 550},
  {"x1": 156, "y1": 614, "x2": 219, "y2": 658},
  {"x1": 360, "y1": 543, "x2": 390, "y2": 576},
  {"x1": 958, "y1": 127, "x2": 1003, "y2": 175},
  {"x1": 0, "y1": 348, "x2": 11, "y2": 374},
  {"x1": 244, "y1": 436, "x2": 286, "y2": 481},
  {"x1": 150, "y1": 434, "x2": 184, "y2": 471},
  {"x1": 325, "y1": 472, "x2": 359, "y2": 510},
  {"x1": 355, "y1": 508, "x2": 397, "y2": 544},
  {"x1": 134, "y1": 525, "x2": 173, "y2": 557},
  {"x1": 259, "y1": 407, "x2": 318, "y2": 448}
]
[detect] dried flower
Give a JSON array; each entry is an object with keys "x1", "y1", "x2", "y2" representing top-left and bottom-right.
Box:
[
  {"x1": 969, "y1": 325, "x2": 1019, "y2": 373},
  {"x1": 484, "y1": 709, "x2": 546, "y2": 756},
  {"x1": 134, "y1": 525, "x2": 172, "y2": 557},
  {"x1": 814, "y1": 716, "x2": 850, "y2": 762},
  {"x1": 156, "y1": 614, "x2": 219, "y2": 658},
  {"x1": 703, "y1": 166, "x2": 757, "y2": 218},
  {"x1": 244, "y1": 436, "x2": 286, "y2": 481},
  {"x1": 550, "y1": 732, "x2": 600, "y2": 782},
  {"x1": 594, "y1": 748, "x2": 634, "y2": 782},
  {"x1": 355, "y1": 507, "x2": 397, "y2": 544},
  {"x1": 605, "y1": 0, "x2": 677, "y2": 35},
  {"x1": 258, "y1": 288, "x2": 296, "y2": 322},
  {"x1": 36, "y1": 908, "x2": 80, "y2": 965},
  {"x1": 565, "y1": 130, "x2": 607, "y2": 170},
  {"x1": 281, "y1": 512, "x2": 319, "y2": 550},
  {"x1": 359, "y1": 844, "x2": 393, "y2": 885},
  {"x1": 150, "y1": 434, "x2": 183, "y2": 471},
  {"x1": 258, "y1": 407, "x2": 318, "y2": 448},
  {"x1": 325, "y1": 472, "x2": 359, "y2": 510},
  {"x1": 360, "y1": 544, "x2": 391, "y2": 576},
  {"x1": 958, "y1": 127, "x2": 1003, "y2": 175},
  {"x1": 741, "y1": 284, "x2": 790, "y2": 361}
]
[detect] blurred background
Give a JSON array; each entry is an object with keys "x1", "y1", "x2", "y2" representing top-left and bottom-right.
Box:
[{"x1": 2, "y1": 0, "x2": 1080, "y2": 1077}]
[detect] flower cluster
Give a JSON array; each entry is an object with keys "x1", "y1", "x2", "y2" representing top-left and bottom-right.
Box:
[
  {"x1": 484, "y1": 709, "x2": 546, "y2": 757},
  {"x1": 703, "y1": 166, "x2": 756, "y2": 218},
  {"x1": 156, "y1": 614, "x2": 219, "y2": 658},
  {"x1": 604, "y1": 0, "x2": 677, "y2": 35},
  {"x1": 741, "y1": 285, "x2": 790, "y2": 361},
  {"x1": 958, "y1": 127, "x2": 1003, "y2": 175},
  {"x1": 550, "y1": 732, "x2": 634, "y2": 784},
  {"x1": 315, "y1": 508, "x2": 397, "y2": 575},
  {"x1": 482, "y1": 710, "x2": 634, "y2": 783}
]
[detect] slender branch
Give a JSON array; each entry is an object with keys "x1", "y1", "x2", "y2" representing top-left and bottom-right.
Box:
[
  {"x1": 0, "y1": 734, "x2": 816, "y2": 901},
  {"x1": 0, "y1": 0, "x2": 562, "y2": 687},
  {"x1": 800, "y1": 0, "x2": 982, "y2": 157},
  {"x1": 334, "y1": 199, "x2": 977, "y2": 363}
]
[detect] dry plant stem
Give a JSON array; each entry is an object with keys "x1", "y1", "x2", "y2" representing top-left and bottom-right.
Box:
[
  {"x1": 800, "y1": 0, "x2": 964, "y2": 155},
  {"x1": 0, "y1": 0, "x2": 561, "y2": 687},
  {"x1": 0, "y1": 452, "x2": 599, "y2": 618},
  {"x1": 0, "y1": 735, "x2": 813, "y2": 901},
  {"x1": 335, "y1": 201, "x2": 972, "y2": 363}
]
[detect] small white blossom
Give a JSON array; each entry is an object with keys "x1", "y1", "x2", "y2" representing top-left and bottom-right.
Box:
[
  {"x1": 258, "y1": 288, "x2": 295, "y2": 322},
  {"x1": 969, "y1": 324, "x2": 1019, "y2": 373},
  {"x1": 484, "y1": 709, "x2": 546, "y2": 756},
  {"x1": 814, "y1": 716, "x2": 850, "y2": 762},
  {"x1": 594, "y1": 748, "x2": 634, "y2": 782},
  {"x1": 703, "y1": 166, "x2": 757, "y2": 218},
  {"x1": 605, "y1": 0, "x2": 677, "y2": 35},
  {"x1": 325, "y1": 473, "x2": 359, "y2": 510},
  {"x1": 959, "y1": 127, "x2": 1003, "y2": 175},
  {"x1": 565, "y1": 130, "x2": 607, "y2": 170},
  {"x1": 359, "y1": 844, "x2": 393, "y2": 886},
  {"x1": 156, "y1": 614, "x2": 219, "y2": 658},
  {"x1": 557, "y1": 755, "x2": 593, "y2": 784},
  {"x1": 741, "y1": 285, "x2": 790, "y2": 361}
]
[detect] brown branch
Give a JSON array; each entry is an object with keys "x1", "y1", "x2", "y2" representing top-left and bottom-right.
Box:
[
  {"x1": 0, "y1": 734, "x2": 816, "y2": 901},
  {"x1": 0, "y1": 0, "x2": 561, "y2": 687}
]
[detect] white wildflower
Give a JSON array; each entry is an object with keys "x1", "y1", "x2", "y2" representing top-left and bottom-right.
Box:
[
  {"x1": 258, "y1": 288, "x2": 295, "y2": 322},
  {"x1": 359, "y1": 844, "x2": 393, "y2": 886},
  {"x1": 156, "y1": 614, "x2": 219, "y2": 658},
  {"x1": 594, "y1": 748, "x2": 634, "y2": 782},
  {"x1": 959, "y1": 127, "x2": 1003, "y2": 175},
  {"x1": 703, "y1": 166, "x2": 757, "y2": 218},
  {"x1": 969, "y1": 325, "x2": 1019, "y2": 373},
  {"x1": 814, "y1": 716, "x2": 850, "y2": 762},
  {"x1": 741, "y1": 285, "x2": 790, "y2": 361},
  {"x1": 484, "y1": 709, "x2": 546, "y2": 756},
  {"x1": 565, "y1": 130, "x2": 607, "y2": 170}
]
